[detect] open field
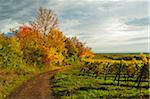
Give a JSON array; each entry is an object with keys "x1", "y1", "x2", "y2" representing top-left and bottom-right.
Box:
[
  {"x1": 94, "y1": 53, "x2": 150, "y2": 60},
  {"x1": 52, "y1": 67, "x2": 149, "y2": 98},
  {"x1": 51, "y1": 53, "x2": 150, "y2": 98}
]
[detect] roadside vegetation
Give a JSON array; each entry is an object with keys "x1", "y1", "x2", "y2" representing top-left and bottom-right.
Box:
[{"x1": 0, "y1": 7, "x2": 93, "y2": 99}]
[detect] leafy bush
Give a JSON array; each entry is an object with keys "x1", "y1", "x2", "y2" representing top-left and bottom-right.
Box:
[{"x1": 0, "y1": 35, "x2": 24, "y2": 69}]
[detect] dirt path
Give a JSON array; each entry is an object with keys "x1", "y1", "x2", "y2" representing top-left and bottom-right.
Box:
[{"x1": 6, "y1": 68, "x2": 65, "y2": 99}]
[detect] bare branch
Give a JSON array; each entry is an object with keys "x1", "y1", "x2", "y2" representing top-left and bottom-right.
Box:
[{"x1": 31, "y1": 7, "x2": 58, "y2": 36}]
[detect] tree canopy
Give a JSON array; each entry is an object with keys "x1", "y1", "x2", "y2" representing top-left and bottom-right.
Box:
[{"x1": 0, "y1": 7, "x2": 94, "y2": 69}]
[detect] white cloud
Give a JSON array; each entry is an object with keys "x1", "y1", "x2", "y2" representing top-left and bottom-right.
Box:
[
  {"x1": 0, "y1": 19, "x2": 21, "y2": 33},
  {"x1": 0, "y1": 0, "x2": 148, "y2": 52}
]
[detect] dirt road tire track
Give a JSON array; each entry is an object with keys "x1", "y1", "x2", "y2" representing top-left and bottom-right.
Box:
[{"x1": 6, "y1": 69, "x2": 60, "y2": 99}]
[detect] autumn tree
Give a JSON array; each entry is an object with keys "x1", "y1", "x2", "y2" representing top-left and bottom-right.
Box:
[
  {"x1": 31, "y1": 7, "x2": 58, "y2": 35},
  {"x1": 65, "y1": 38, "x2": 78, "y2": 56},
  {"x1": 64, "y1": 37, "x2": 79, "y2": 64},
  {"x1": 41, "y1": 29, "x2": 67, "y2": 67},
  {"x1": 14, "y1": 7, "x2": 94, "y2": 68},
  {"x1": 71, "y1": 37, "x2": 94, "y2": 58},
  {"x1": 15, "y1": 25, "x2": 44, "y2": 68}
]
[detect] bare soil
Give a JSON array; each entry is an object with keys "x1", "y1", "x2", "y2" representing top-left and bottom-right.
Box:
[{"x1": 6, "y1": 69, "x2": 61, "y2": 99}]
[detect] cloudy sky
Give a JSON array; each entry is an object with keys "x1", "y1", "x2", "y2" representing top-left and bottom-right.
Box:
[{"x1": 0, "y1": 0, "x2": 149, "y2": 53}]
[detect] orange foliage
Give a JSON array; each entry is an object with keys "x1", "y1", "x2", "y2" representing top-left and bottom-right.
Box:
[
  {"x1": 80, "y1": 50, "x2": 94, "y2": 58},
  {"x1": 71, "y1": 37, "x2": 94, "y2": 58},
  {"x1": 19, "y1": 25, "x2": 32, "y2": 33},
  {"x1": 16, "y1": 25, "x2": 42, "y2": 40},
  {"x1": 13, "y1": 8, "x2": 94, "y2": 67}
]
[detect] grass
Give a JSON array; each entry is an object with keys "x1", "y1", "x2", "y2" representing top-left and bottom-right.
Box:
[
  {"x1": 0, "y1": 64, "x2": 69, "y2": 99},
  {"x1": 52, "y1": 66, "x2": 150, "y2": 98},
  {"x1": 0, "y1": 53, "x2": 149, "y2": 98},
  {"x1": 0, "y1": 66, "x2": 41, "y2": 99},
  {"x1": 0, "y1": 73, "x2": 31, "y2": 98}
]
